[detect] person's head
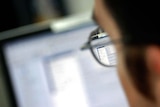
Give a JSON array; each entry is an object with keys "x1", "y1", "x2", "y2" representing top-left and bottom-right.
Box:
[{"x1": 93, "y1": 0, "x2": 160, "y2": 106}]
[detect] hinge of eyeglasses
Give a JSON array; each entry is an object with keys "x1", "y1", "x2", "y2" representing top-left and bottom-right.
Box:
[{"x1": 80, "y1": 42, "x2": 90, "y2": 51}]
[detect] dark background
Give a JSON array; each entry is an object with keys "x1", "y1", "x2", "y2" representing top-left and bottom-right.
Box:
[{"x1": 0, "y1": 0, "x2": 67, "y2": 32}]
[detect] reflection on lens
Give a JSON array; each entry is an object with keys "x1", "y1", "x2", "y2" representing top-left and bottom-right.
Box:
[
  {"x1": 91, "y1": 36, "x2": 117, "y2": 66},
  {"x1": 97, "y1": 45, "x2": 116, "y2": 65}
]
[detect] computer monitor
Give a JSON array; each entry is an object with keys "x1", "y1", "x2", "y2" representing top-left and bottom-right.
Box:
[{"x1": 0, "y1": 22, "x2": 128, "y2": 107}]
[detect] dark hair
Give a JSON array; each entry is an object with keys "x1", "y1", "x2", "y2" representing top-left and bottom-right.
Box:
[
  {"x1": 104, "y1": 0, "x2": 160, "y2": 45},
  {"x1": 103, "y1": 0, "x2": 159, "y2": 100}
]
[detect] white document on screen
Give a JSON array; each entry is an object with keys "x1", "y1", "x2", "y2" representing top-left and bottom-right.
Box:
[
  {"x1": 47, "y1": 54, "x2": 90, "y2": 107},
  {"x1": 45, "y1": 50, "x2": 129, "y2": 107}
]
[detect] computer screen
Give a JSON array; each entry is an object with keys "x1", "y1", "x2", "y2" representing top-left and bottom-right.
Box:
[{"x1": 3, "y1": 25, "x2": 128, "y2": 107}]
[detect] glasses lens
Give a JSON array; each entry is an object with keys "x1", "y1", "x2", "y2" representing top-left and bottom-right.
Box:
[{"x1": 90, "y1": 34, "x2": 117, "y2": 66}]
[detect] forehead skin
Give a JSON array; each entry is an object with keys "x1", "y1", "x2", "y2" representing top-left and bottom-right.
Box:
[{"x1": 94, "y1": 0, "x2": 121, "y2": 40}]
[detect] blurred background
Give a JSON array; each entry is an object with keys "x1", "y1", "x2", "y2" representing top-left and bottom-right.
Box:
[
  {"x1": 0, "y1": 1, "x2": 95, "y2": 107},
  {"x1": 0, "y1": 0, "x2": 94, "y2": 32},
  {"x1": 0, "y1": 1, "x2": 94, "y2": 107},
  {"x1": 0, "y1": 1, "x2": 129, "y2": 107}
]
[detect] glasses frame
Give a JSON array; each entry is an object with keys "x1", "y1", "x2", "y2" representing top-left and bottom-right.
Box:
[{"x1": 85, "y1": 27, "x2": 116, "y2": 67}]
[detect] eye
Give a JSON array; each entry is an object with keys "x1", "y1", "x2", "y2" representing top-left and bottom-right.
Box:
[{"x1": 90, "y1": 27, "x2": 105, "y2": 36}]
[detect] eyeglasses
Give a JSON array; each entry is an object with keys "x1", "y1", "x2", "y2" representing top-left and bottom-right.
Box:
[{"x1": 81, "y1": 27, "x2": 117, "y2": 67}]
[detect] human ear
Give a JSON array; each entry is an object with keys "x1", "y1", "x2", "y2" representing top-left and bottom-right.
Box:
[
  {"x1": 146, "y1": 46, "x2": 160, "y2": 75},
  {"x1": 146, "y1": 46, "x2": 160, "y2": 104}
]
